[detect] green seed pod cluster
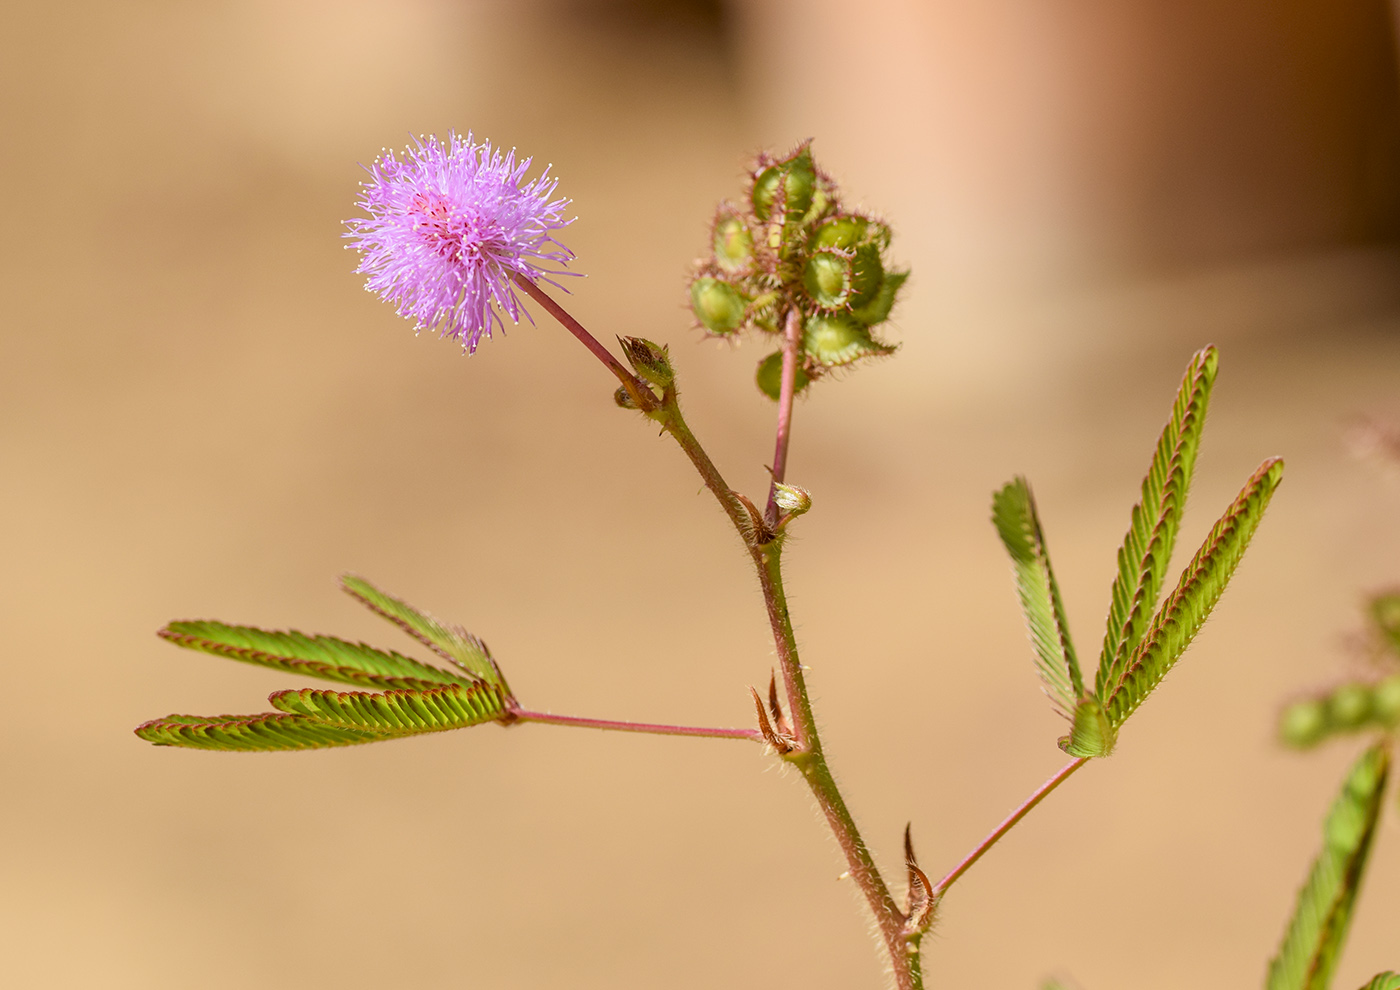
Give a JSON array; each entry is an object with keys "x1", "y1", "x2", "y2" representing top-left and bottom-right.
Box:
[
  {"x1": 1278, "y1": 674, "x2": 1400, "y2": 748},
  {"x1": 686, "y1": 141, "x2": 909, "y2": 401}
]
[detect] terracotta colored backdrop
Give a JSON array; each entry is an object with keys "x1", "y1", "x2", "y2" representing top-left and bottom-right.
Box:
[{"x1": 3, "y1": 1, "x2": 1400, "y2": 987}]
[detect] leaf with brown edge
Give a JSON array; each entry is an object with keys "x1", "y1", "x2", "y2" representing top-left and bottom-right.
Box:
[
  {"x1": 1102, "y1": 457, "x2": 1283, "y2": 728},
  {"x1": 158, "y1": 620, "x2": 474, "y2": 690},
  {"x1": 1096, "y1": 346, "x2": 1217, "y2": 702},
  {"x1": 135, "y1": 711, "x2": 391, "y2": 751},
  {"x1": 340, "y1": 575, "x2": 508, "y2": 692},
  {"x1": 268, "y1": 681, "x2": 509, "y2": 734}
]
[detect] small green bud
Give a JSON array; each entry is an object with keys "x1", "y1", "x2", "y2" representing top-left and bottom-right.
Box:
[
  {"x1": 690, "y1": 277, "x2": 746, "y2": 334},
  {"x1": 772, "y1": 483, "x2": 812, "y2": 517},
  {"x1": 809, "y1": 215, "x2": 867, "y2": 251},
  {"x1": 803, "y1": 313, "x2": 896, "y2": 367},
  {"x1": 1372, "y1": 675, "x2": 1400, "y2": 724},
  {"x1": 618, "y1": 336, "x2": 675, "y2": 389},
  {"x1": 713, "y1": 214, "x2": 753, "y2": 272},
  {"x1": 851, "y1": 270, "x2": 908, "y2": 326},
  {"x1": 755, "y1": 350, "x2": 812, "y2": 401},
  {"x1": 1330, "y1": 682, "x2": 1373, "y2": 728},
  {"x1": 1280, "y1": 699, "x2": 1328, "y2": 748},
  {"x1": 847, "y1": 244, "x2": 884, "y2": 309},
  {"x1": 802, "y1": 251, "x2": 852, "y2": 309},
  {"x1": 614, "y1": 385, "x2": 639, "y2": 409}
]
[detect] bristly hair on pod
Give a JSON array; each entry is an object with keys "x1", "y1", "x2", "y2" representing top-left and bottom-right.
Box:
[{"x1": 345, "y1": 132, "x2": 578, "y2": 353}]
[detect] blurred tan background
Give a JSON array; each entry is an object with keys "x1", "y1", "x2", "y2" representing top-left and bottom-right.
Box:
[{"x1": 4, "y1": 0, "x2": 1400, "y2": 987}]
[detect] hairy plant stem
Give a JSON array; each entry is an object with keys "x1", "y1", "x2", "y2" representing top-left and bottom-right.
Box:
[
  {"x1": 664, "y1": 396, "x2": 917, "y2": 988},
  {"x1": 528, "y1": 284, "x2": 1083, "y2": 990},
  {"x1": 934, "y1": 756, "x2": 1089, "y2": 895},
  {"x1": 511, "y1": 708, "x2": 761, "y2": 741},
  {"x1": 763, "y1": 307, "x2": 802, "y2": 528}
]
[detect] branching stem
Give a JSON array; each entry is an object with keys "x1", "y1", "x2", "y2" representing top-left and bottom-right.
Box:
[
  {"x1": 511, "y1": 708, "x2": 762, "y2": 741},
  {"x1": 934, "y1": 756, "x2": 1089, "y2": 895}
]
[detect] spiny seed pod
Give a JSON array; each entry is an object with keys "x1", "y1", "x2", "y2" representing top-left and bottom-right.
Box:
[
  {"x1": 809, "y1": 215, "x2": 867, "y2": 251},
  {"x1": 752, "y1": 146, "x2": 816, "y2": 223},
  {"x1": 691, "y1": 276, "x2": 746, "y2": 335},
  {"x1": 848, "y1": 244, "x2": 884, "y2": 310},
  {"x1": 803, "y1": 250, "x2": 853, "y2": 309},
  {"x1": 713, "y1": 212, "x2": 753, "y2": 273},
  {"x1": 803, "y1": 313, "x2": 896, "y2": 367},
  {"x1": 755, "y1": 350, "x2": 812, "y2": 401},
  {"x1": 851, "y1": 270, "x2": 909, "y2": 327}
]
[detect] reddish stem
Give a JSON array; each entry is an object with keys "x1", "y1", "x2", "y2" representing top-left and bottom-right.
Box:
[
  {"x1": 934, "y1": 756, "x2": 1089, "y2": 895},
  {"x1": 511, "y1": 708, "x2": 761, "y2": 741},
  {"x1": 513, "y1": 274, "x2": 655, "y2": 410},
  {"x1": 763, "y1": 307, "x2": 802, "y2": 527}
]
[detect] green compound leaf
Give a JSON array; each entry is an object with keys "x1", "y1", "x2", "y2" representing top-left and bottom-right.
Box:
[
  {"x1": 1102, "y1": 457, "x2": 1283, "y2": 728},
  {"x1": 1280, "y1": 676, "x2": 1400, "y2": 749},
  {"x1": 135, "y1": 712, "x2": 391, "y2": 751},
  {"x1": 340, "y1": 575, "x2": 507, "y2": 692},
  {"x1": 1096, "y1": 346, "x2": 1218, "y2": 702},
  {"x1": 136, "y1": 682, "x2": 510, "y2": 752},
  {"x1": 992, "y1": 477, "x2": 1084, "y2": 719},
  {"x1": 1357, "y1": 974, "x2": 1400, "y2": 990},
  {"x1": 269, "y1": 681, "x2": 508, "y2": 734},
  {"x1": 1266, "y1": 742, "x2": 1391, "y2": 990},
  {"x1": 158, "y1": 620, "x2": 475, "y2": 690}
]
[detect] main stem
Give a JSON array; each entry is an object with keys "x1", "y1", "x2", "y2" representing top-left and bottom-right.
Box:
[{"x1": 757, "y1": 542, "x2": 915, "y2": 988}]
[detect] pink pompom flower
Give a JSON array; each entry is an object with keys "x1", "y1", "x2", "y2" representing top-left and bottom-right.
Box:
[{"x1": 346, "y1": 133, "x2": 577, "y2": 353}]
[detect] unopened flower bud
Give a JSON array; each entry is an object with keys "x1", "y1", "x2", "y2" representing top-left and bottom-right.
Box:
[
  {"x1": 772, "y1": 483, "x2": 812, "y2": 517},
  {"x1": 619, "y1": 336, "x2": 675, "y2": 388},
  {"x1": 690, "y1": 277, "x2": 746, "y2": 334},
  {"x1": 755, "y1": 350, "x2": 812, "y2": 401},
  {"x1": 614, "y1": 385, "x2": 639, "y2": 409}
]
